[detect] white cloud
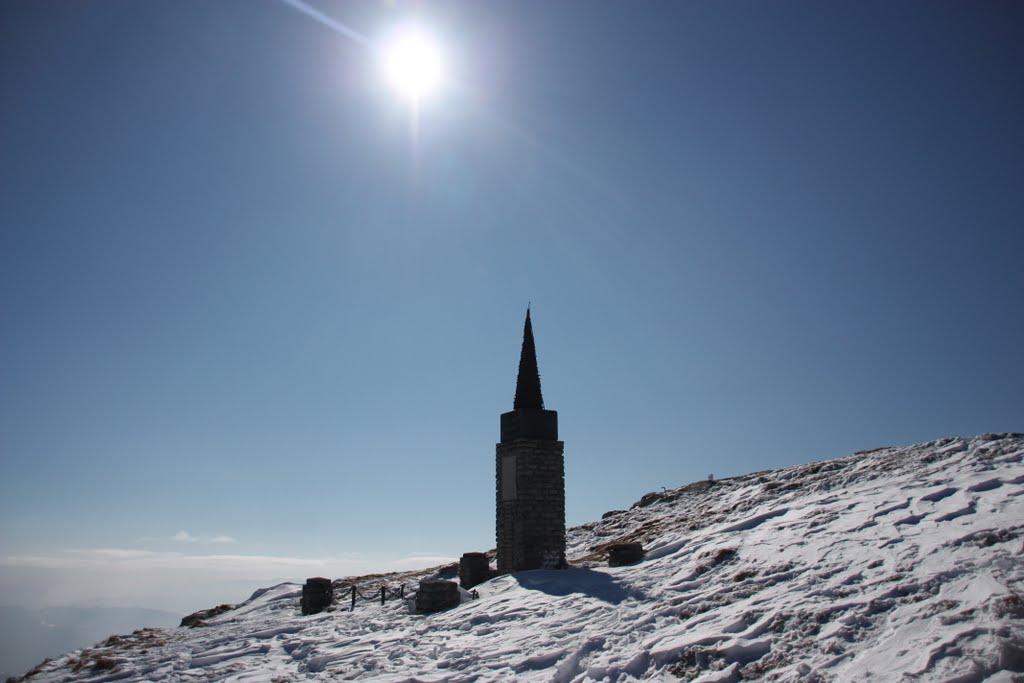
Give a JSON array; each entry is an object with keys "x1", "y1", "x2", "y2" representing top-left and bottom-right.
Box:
[
  {"x1": 0, "y1": 550, "x2": 364, "y2": 614},
  {"x1": 0, "y1": 549, "x2": 354, "y2": 575},
  {"x1": 0, "y1": 549, "x2": 457, "y2": 614},
  {"x1": 136, "y1": 531, "x2": 238, "y2": 544},
  {"x1": 208, "y1": 535, "x2": 237, "y2": 544},
  {"x1": 390, "y1": 554, "x2": 458, "y2": 567},
  {"x1": 172, "y1": 530, "x2": 237, "y2": 544}
]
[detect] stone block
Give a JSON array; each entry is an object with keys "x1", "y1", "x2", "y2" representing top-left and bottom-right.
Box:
[
  {"x1": 459, "y1": 552, "x2": 490, "y2": 589},
  {"x1": 608, "y1": 543, "x2": 645, "y2": 567},
  {"x1": 415, "y1": 579, "x2": 460, "y2": 613},
  {"x1": 301, "y1": 576, "x2": 334, "y2": 615}
]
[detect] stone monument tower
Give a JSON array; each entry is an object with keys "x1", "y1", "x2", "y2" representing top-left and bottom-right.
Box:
[{"x1": 496, "y1": 307, "x2": 566, "y2": 573}]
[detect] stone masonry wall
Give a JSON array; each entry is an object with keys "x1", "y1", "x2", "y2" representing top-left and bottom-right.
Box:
[{"x1": 496, "y1": 438, "x2": 565, "y2": 573}]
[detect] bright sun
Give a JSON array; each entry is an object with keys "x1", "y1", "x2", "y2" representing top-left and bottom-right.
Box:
[{"x1": 382, "y1": 27, "x2": 443, "y2": 102}]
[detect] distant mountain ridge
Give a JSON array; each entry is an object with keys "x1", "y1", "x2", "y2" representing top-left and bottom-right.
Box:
[{"x1": 9, "y1": 432, "x2": 1024, "y2": 682}]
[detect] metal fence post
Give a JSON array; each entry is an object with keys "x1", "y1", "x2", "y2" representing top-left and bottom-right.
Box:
[
  {"x1": 380, "y1": 585, "x2": 386, "y2": 606},
  {"x1": 350, "y1": 585, "x2": 356, "y2": 611}
]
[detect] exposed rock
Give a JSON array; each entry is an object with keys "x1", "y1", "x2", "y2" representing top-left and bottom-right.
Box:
[
  {"x1": 608, "y1": 542, "x2": 645, "y2": 567},
  {"x1": 179, "y1": 604, "x2": 235, "y2": 628}
]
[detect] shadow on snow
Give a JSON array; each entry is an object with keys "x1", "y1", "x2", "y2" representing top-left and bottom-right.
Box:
[{"x1": 513, "y1": 568, "x2": 645, "y2": 604}]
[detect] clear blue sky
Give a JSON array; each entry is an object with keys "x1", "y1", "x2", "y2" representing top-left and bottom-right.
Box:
[{"x1": 1, "y1": 0, "x2": 1022, "y2": 613}]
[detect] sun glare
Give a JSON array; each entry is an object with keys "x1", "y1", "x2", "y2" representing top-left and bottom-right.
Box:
[{"x1": 382, "y1": 27, "x2": 443, "y2": 102}]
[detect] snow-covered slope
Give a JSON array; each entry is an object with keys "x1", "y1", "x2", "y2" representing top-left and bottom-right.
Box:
[{"x1": 13, "y1": 433, "x2": 1024, "y2": 682}]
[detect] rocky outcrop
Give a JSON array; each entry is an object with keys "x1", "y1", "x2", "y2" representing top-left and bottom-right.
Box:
[{"x1": 179, "y1": 604, "x2": 235, "y2": 628}]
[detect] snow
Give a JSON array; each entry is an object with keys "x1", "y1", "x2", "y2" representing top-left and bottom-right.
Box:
[{"x1": 12, "y1": 433, "x2": 1024, "y2": 682}]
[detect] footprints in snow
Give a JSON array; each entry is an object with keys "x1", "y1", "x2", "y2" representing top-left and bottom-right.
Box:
[
  {"x1": 867, "y1": 476, "x2": 1020, "y2": 531},
  {"x1": 719, "y1": 508, "x2": 790, "y2": 534},
  {"x1": 967, "y1": 478, "x2": 1003, "y2": 493},
  {"x1": 921, "y1": 487, "x2": 957, "y2": 503},
  {"x1": 872, "y1": 498, "x2": 912, "y2": 520},
  {"x1": 893, "y1": 513, "x2": 926, "y2": 527},
  {"x1": 934, "y1": 503, "x2": 977, "y2": 523}
]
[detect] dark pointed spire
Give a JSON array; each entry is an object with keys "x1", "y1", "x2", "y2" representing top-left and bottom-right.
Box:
[{"x1": 513, "y1": 306, "x2": 545, "y2": 410}]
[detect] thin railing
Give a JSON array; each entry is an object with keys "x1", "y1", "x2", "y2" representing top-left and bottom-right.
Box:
[{"x1": 331, "y1": 582, "x2": 477, "y2": 611}]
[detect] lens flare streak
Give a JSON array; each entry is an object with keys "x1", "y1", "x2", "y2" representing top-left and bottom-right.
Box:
[{"x1": 278, "y1": 0, "x2": 371, "y2": 47}]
